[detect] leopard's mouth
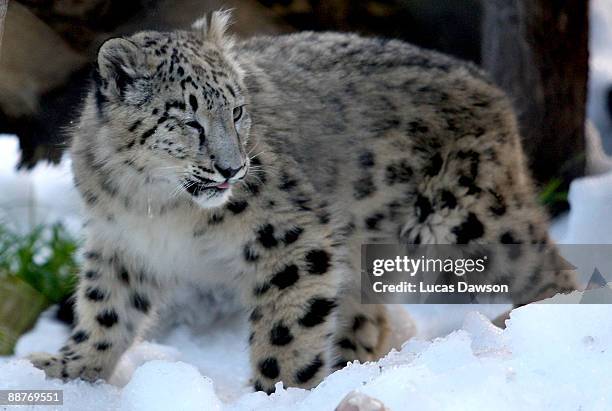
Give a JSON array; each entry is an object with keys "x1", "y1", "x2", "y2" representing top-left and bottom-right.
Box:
[{"x1": 182, "y1": 178, "x2": 230, "y2": 197}]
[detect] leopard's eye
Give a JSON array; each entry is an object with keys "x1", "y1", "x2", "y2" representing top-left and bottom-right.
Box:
[{"x1": 233, "y1": 106, "x2": 243, "y2": 122}]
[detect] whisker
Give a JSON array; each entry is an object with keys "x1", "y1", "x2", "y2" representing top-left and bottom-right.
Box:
[{"x1": 249, "y1": 150, "x2": 267, "y2": 160}]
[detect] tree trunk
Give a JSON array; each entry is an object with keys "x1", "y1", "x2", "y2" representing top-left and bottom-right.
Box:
[{"x1": 482, "y1": 0, "x2": 588, "y2": 192}]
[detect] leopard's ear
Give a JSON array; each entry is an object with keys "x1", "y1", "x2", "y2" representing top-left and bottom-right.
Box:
[
  {"x1": 192, "y1": 9, "x2": 235, "y2": 49},
  {"x1": 96, "y1": 37, "x2": 145, "y2": 99}
]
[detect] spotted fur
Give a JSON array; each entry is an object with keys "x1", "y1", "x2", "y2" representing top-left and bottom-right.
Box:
[{"x1": 28, "y1": 10, "x2": 576, "y2": 393}]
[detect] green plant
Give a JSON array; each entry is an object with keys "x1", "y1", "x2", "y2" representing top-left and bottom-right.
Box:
[
  {"x1": 538, "y1": 178, "x2": 569, "y2": 208},
  {"x1": 0, "y1": 222, "x2": 79, "y2": 354},
  {"x1": 0, "y1": 223, "x2": 79, "y2": 304}
]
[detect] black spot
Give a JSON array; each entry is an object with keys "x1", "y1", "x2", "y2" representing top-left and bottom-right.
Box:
[
  {"x1": 92, "y1": 70, "x2": 108, "y2": 113},
  {"x1": 227, "y1": 200, "x2": 248, "y2": 214},
  {"x1": 84, "y1": 270, "x2": 100, "y2": 280},
  {"x1": 244, "y1": 245, "x2": 259, "y2": 262},
  {"x1": 85, "y1": 287, "x2": 105, "y2": 302},
  {"x1": 131, "y1": 293, "x2": 150, "y2": 313},
  {"x1": 489, "y1": 190, "x2": 507, "y2": 216},
  {"x1": 385, "y1": 161, "x2": 413, "y2": 185},
  {"x1": 501, "y1": 231, "x2": 522, "y2": 260},
  {"x1": 337, "y1": 338, "x2": 357, "y2": 351},
  {"x1": 72, "y1": 330, "x2": 89, "y2": 343},
  {"x1": 358, "y1": 152, "x2": 375, "y2": 168},
  {"x1": 165, "y1": 100, "x2": 185, "y2": 111},
  {"x1": 257, "y1": 224, "x2": 278, "y2": 248},
  {"x1": 408, "y1": 119, "x2": 429, "y2": 133},
  {"x1": 254, "y1": 282, "x2": 271, "y2": 297},
  {"x1": 353, "y1": 174, "x2": 376, "y2": 199},
  {"x1": 415, "y1": 194, "x2": 433, "y2": 223},
  {"x1": 177, "y1": 66, "x2": 184, "y2": 76},
  {"x1": 458, "y1": 175, "x2": 482, "y2": 195},
  {"x1": 128, "y1": 119, "x2": 142, "y2": 132},
  {"x1": 500, "y1": 231, "x2": 517, "y2": 244},
  {"x1": 226, "y1": 84, "x2": 236, "y2": 98},
  {"x1": 457, "y1": 150, "x2": 480, "y2": 178},
  {"x1": 290, "y1": 193, "x2": 311, "y2": 211},
  {"x1": 279, "y1": 173, "x2": 298, "y2": 191},
  {"x1": 295, "y1": 355, "x2": 324, "y2": 384},
  {"x1": 189, "y1": 94, "x2": 198, "y2": 112},
  {"x1": 365, "y1": 213, "x2": 384, "y2": 230},
  {"x1": 424, "y1": 153, "x2": 443, "y2": 176},
  {"x1": 208, "y1": 213, "x2": 224, "y2": 225},
  {"x1": 282, "y1": 227, "x2": 303, "y2": 245},
  {"x1": 96, "y1": 309, "x2": 119, "y2": 328},
  {"x1": 119, "y1": 267, "x2": 130, "y2": 285},
  {"x1": 270, "y1": 323, "x2": 294, "y2": 346},
  {"x1": 352, "y1": 315, "x2": 367, "y2": 331},
  {"x1": 440, "y1": 190, "x2": 457, "y2": 209},
  {"x1": 299, "y1": 298, "x2": 337, "y2": 327},
  {"x1": 317, "y1": 210, "x2": 331, "y2": 224},
  {"x1": 259, "y1": 357, "x2": 280, "y2": 379},
  {"x1": 84, "y1": 251, "x2": 101, "y2": 260},
  {"x1": 334, "y1": 358, "x2": 349, "y2": 369},
  {"x1": 305, "y1": 249, "x2": 331, "y2": 275},
  {"x1": 270, "y1": 265, "x2": 299, "y2": 289},
  {"x1": 452, "y1": 212, "x2": 485, "y2": 243},
  {"x1": 94, "y1": 341, "x2": 111, "y2": 351},
  {"x1": 139, "y1": 126, "x2": 157, "y2": 145},
  {"x1": 253, "y1": 380, "x2": 272, "y2": 394},
  {"x1": 249, "y1": 308, "x2": 262, "y2": 322}
]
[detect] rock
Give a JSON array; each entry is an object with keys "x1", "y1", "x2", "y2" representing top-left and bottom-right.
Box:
[{"x1": 335, "y1": 391, "x2": 390, "y2": 411}]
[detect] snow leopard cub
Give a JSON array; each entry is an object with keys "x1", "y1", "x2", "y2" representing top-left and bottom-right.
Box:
[{"x1": 29, "y1": 11, "x2": 576, "y2": 393}]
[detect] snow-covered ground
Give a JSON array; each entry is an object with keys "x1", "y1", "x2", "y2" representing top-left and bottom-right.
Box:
[{"x1": 2, "y1": 304, "x2": 611, "y2": 411}]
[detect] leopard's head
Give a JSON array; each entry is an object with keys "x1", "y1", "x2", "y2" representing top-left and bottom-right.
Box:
[{"x1": 91, "y1": 10, "x2": 250, "y2": 209}]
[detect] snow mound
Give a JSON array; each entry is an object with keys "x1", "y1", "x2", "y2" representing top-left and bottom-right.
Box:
[
  {"x1": 1, "y1": 303, "x2": 611, "y2": 410},
  {"x1": 120, "y1": 361, "x2": 221, "y2": 411}
]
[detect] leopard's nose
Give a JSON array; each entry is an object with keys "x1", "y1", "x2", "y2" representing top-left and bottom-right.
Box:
[{"x1": 214, "y1": 164, "x2": 241, "y2": 179}]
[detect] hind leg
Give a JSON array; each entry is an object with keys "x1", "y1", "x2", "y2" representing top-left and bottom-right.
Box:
[
  {"x1": 353, "y1": 111, "x2": 577, "y2": 307},
  {"x1": 332, "y1": 287, "x2": 391, "y2": 369}
]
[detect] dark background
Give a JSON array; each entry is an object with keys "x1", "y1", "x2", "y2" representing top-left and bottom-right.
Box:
[{"x1": 0, "y1": 0, "x2": 590, "y2": 214}]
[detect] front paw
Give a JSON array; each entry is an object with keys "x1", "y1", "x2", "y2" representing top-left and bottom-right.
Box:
[
  {"x1": 28, "y1": 352, "x2": 66, "y2": 379},
  {"x1": 27, "y1": 352, "x2": 102, "y2": 382}
]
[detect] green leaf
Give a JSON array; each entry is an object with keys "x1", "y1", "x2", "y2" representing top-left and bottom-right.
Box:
[{"x1": 0, "y1": 222, "x2": 79, "y2": 303}]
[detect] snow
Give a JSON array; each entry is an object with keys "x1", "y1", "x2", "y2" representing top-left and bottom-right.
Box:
[
  {"x1": 557, "y1": 172, "x2": 612, "y2": 244},
  {"x1": 0, "y1": 135, "x2": 82, "y2": 235},
  {"x1": 1, "y1": 303, "x2": 611, "y2": 410},
  {"x1": 120, "y1": 361, "x2": 222, "y2": 411}
]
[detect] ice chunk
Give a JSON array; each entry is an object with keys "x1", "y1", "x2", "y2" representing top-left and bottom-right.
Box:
[
  {"x1": 119, "y1": 361, "x2": 222, "y2": 411},
  {"x1": 462, "y1": 311, "x2": 508, "y2": 356}
]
